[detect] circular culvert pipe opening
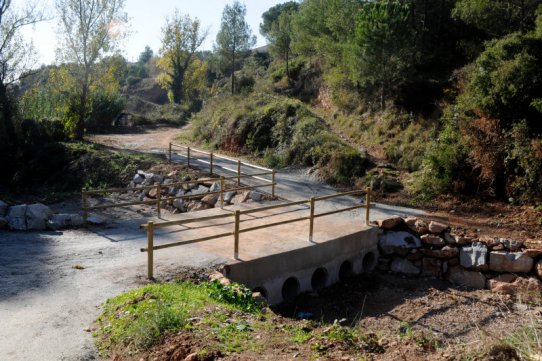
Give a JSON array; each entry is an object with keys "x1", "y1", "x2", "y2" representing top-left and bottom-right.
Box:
[
  {"x1": 311, "y1": 267, "x2": 328, "y2": 291},
  {"x1": 362, "y1": 252, "x2": 377, "y2": 272},
  {"x1": 252, "y1": 287, "x2": 268, "y2": 299},
  {"x1": 339, "y1": 260, "x2": 353, "y2": 281},
  {"x1": 281, "y1": 277, "x2": 300, "y2": 301}
]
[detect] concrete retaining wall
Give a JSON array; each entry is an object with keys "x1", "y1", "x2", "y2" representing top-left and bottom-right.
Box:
[{"x1": 223, "y1": 227, "x2": 381, "y2": 304}]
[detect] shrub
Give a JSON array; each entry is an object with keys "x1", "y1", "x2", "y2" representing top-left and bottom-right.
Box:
[{"x1": 190, "y1": 93, "x2": 369, "y2": 184}]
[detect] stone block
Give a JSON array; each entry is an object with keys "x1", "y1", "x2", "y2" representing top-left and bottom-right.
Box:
[
  {"x1": 460, "y1": 242, "x2": 488, "y2": 269},
  {"x1": 379, "y1": 231, "x2": 422, "y2": 256},
  {"x1": 376, "y1": 216, "x2": 403, "y2": 230},
  {"x1": 489, "y1": 251, "x2": 533, "y2": 273},
  {"x1": 447, "y1": 266, "x2": 486, "y2": 289},
  {"x1": 390, "y1": 258, "x2": 420, "y2": 275}
]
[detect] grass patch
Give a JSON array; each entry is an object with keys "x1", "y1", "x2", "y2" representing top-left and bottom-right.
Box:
[{"x1": 94, "y1": 281, "x2": 261, "y2": 358}]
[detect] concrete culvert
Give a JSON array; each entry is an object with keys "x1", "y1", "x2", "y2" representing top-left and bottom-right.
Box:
[
  {"x1": 281, "y1": 277, "x2": 300, "y2": 301},
  {"x1": 362, "y1": 252, "x2": 377, "y2": 272},
  {"x1": 311, "y1": 267, "x2": 328, "y2": 291},
  {"x1": 252, "y1": 287, "x2": 268, "y2": 299},
  {"x1": 339, "y1": 260, "x2": 353, "y2": 281}
]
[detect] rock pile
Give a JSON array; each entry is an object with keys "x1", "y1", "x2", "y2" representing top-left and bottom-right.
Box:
[
  {"x1": 375, "y1": 216, "x2": 542, "y2": 299},
  {"x1": 0, "y1": 201, "x2": 95, "y2": 231},
  {"x1": 129, "y1": 170, "x2": 269, "y2": 214}
]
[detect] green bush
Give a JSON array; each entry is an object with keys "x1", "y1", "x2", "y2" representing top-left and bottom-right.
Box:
[{"x1": 87, "y1": 90, "x2": 125, "y2": 129}]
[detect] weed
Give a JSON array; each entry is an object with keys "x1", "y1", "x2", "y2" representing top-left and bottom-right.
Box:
[{"x1": 205, "y1": 280, "x2": 260, "y2": 313}]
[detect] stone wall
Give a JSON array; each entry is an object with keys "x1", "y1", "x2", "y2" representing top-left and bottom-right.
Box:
[{"x1": 375, "y1": 216, "x2": 542, "y2": 299}]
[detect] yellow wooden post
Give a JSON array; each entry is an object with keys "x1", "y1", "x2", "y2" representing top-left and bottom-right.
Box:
[
  {"x1": 220, "y1": 176, "x2": 225, "y2": 208},
  {"x1": 82, "y1": 188, "x2": 88, "y2": 227},
  {"x1": 147, "y1": 221, "x2": 154, "y2": 280},
  {"x1": 234, "y1": 210, "x2": 240, "y2": 259},
  {"x1": 187, "y1": 147, "x2": 191, "y2": 167},
  {"x1": 237, "y1": 160, "x2": 241, "y2": 186},
  {"x1": 156, "y1": 183, "x2": 162, "y2": 218},
  {"x1": 309, "y1": 197, "x2": 315, "y2": 242},
  {"x1": 168, "y1": 143, "x2": 172, "y2": 163},
  {"x1": 210, "y1": 152, "x2": 214, "y2": 175},
  {"x1": 272, "y1": 170, "x2": 276, "y2": 198},
  {"x1": 365, "y1": 187, "x2": 371, "y2": 225}
]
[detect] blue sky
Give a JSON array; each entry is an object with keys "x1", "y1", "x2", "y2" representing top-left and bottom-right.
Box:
[{"x1": 21, "y1": 0, "x2": 287, "y2": 66}]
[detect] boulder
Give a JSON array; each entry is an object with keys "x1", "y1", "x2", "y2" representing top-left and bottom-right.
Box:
[
  {"x1": 422, "y1": 258, "x2": 442, "y2": 277},
  {"x1": 209, "y1": 182, "x2": 221, "y2": 193},
  {"x1": 232, "y1": 191, "x2": 251, "y2": 205},
  {"x1": 422, "y1": 246, "x2": 459, "y2": 259},
  {"x1": 443, "y1": 232, "x2": 456, "y2": 245},
  {"x1": 489, "y1": 251, "x2": 534, "y2": 273},
  {"x1": 47, "y1": 214, "x2": 84, "y2": 230},
  {"x1": 390, "y1": 258, "x2": 420, "y2": 275},
  {"x1": 192, "y1": 185, "x2": 209, "y2": 195},
  {"x1": 201, "y1": 194, "x2": 219, "y2": 206},
  {"x1": 447, "y1": 267, "x2": 486, "y2": 289},
  {"x1": 7, "y1": 204, "x2": 27, "y2": 231},
  {"x1": 186, "y1": 201, "x2": 212, "y2": 212},
  {"x1": 151, "y1": 174, "x2": 164, "y2": 184},
  {"x1": 478, "y1": 235, "x2": 503, "y2": 250},
  {"x1": 404, "y1": 217, "x2": 429, "y2": 234},
  {"x1": 421, "y1": 234, "x2": 445, "y2": 247},
  {"x1": 536, "y1": 260, "x2": 542, "y2": 280},
  {"x1": 428, "y1": 221, "x2": 448, "y2": 234},
  {"x1": 501, "y1": 239, "x2": 523, "y2": 252},
  {"x1": 377, "y1": 258, "x2": 391, "y2": 271},
  {"x1": 378, "y1": 231, "x2": 422, "y2": 256},
  {"x1": 488, "y1": 276, "x2": 542, "y2": 301},
  {"x1": 133, "y1": 174, "x2": 145, "y2": 185},
  {"x1": 524, "y1": 239, "x2": 542, "y2": 251},
  {"x1": 376, "y1": 216, "x2": 403, "y2": 230},
  {"x1": 0, "y1": 200, "x2": 7, "y2": 217},
  {"x1": 0, "y1": 216, "x2": 7, "y2": 230},
  {"x1": 250, "y1": 191, "x2": 264, "y2": 202},
  {"x1": 173, "y1": 198, "x2": 186, "y2": 211},
  {"x1": 460, "y1": 242, "x2": 488, "y2": 269},
  {"x1": 224, "y1": 191, "x2": 237, "y2": 203},
  {"x1": 26, "y1": 203, "x2": 53, "y2": 230}
]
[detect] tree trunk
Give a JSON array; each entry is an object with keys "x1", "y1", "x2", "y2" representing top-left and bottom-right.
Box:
[
  {"x1": 286, "y1": 49, "x2": 289, "y2": 79},
  {"x1": 0, "y1": 81, "x2": 15, "y2": 148},
  {"x1": 231, "y1": 50, "x2": 235, "y2": 94}
]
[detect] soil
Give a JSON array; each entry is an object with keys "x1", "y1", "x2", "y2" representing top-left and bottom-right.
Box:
[
  {"x1": 131, "y1": 271, "x2": 538, "y2": 361},
  {"x1": 86, "y1": 124, "x2": 187, "y2": 152}
]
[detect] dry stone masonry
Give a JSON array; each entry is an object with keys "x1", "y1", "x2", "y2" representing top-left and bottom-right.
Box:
[{"x1": 375, "y1": 216, "x2": 542, "y2": 299}]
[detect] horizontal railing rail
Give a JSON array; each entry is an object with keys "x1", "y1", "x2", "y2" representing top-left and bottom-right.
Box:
[{"x1": 140, "y1": 188, "x2": 372, "y2": 279}]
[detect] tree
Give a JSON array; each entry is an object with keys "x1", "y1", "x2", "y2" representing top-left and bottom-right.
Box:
[
  {"x1": 453, "y1": 0, "x2": 542, "y2": 38},
  {"x1": 260, "y1": 1, "x2": 298, "y2": 38},
  {"x1": 56, "y1": 0, "x2": 127, "y2": 139},
  {"x1": 0, "y1": 0, "x2": 44, "y2": 148},
  {"x1": 215, "y1": 1, "x2": 256, "y2": 94},
  {"x1": 156, "y1": 11, "x2": 207, "y2": 104},
  {"x1": 138, "y1": 45, "x2": 153, "y2": 64},
  {"x1": 348, "y1": 1, "x2": 416, "y2": 109},
  {"x1": 268, "y1": 12, "x2": 294, "y2": 77}
]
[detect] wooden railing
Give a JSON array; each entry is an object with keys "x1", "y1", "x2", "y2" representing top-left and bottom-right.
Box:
[
  {"x1": 140, "y1": 188, "x2": 372, "y2": 279},
  {"x1": 168, "y1": 142, "x2": 274, "y2": 188},
  {"x1": 81, "y1": 172, "x2": 276, "y2": 225}
]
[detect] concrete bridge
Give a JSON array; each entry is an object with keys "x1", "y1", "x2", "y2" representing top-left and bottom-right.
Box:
[{"x1": 136, "y1": 144, "x2": 426, "y2": 304}]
